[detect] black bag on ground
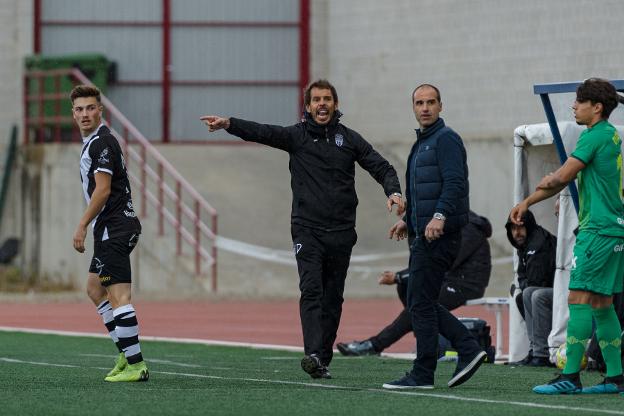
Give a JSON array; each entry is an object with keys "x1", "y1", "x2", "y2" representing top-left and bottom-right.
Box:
[
  {"x1": 459, "y1": 317, "x2": 496, "y2": 363},
  {"x1": 440, "y1": 318, "x2": 496, "y2": 363}
]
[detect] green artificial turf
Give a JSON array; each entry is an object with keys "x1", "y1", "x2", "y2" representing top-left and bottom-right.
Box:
[{"x1": 0, "y1": 331, "x2": 622, "y2": 416}]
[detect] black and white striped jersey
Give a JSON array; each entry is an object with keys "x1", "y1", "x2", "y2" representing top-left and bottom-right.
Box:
[{"x1": 80, "y1": 124, "x2": 141, "y2": 242}]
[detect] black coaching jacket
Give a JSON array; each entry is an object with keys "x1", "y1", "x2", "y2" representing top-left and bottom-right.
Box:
[{"x1": 226, "y1": 112, "x2": 401, "y2": 232}]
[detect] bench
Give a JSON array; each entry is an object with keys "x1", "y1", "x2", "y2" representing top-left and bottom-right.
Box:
[{"x1": 464, "y1": 297, "x2": 510, "y2": 361}]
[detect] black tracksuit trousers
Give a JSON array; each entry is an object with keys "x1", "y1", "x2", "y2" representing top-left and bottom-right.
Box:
[{"x1": 292, "y1": 224, "x2": 357, "y2": 366}]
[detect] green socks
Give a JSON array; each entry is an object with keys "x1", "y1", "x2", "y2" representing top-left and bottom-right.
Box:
[
  {"x1": 593, "y1": 305, "x2": 623, "y2": 378},
  {"x1": 564, "y1": 304, "x2": 623, "y2": 377},
  {"x1": 563, "y1": 304, "x2": 593, "y2": 374}
]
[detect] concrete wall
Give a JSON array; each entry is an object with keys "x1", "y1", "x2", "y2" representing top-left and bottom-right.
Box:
[
  {"x1": 0, "y1": 0, "x2": 31, "y2": 139},
  {"x1": 314, "y1": 0, "x2": 624, "y2": 141},
  {"x1": 0, "y1": 1, "x2": 31, "y2": 259}
]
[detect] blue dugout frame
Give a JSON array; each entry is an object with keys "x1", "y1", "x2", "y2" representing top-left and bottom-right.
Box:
[{"x1": 533, "y1": 80, "x2": 624, "y2": 213}]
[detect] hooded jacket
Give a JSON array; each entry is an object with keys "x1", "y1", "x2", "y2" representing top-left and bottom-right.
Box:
[
  {"x1": 226, "y1": 112, "x2": 401, "y2": 231},
  {"x1": 445, "y1": 211, "x2": 492, "y2": 295},
  {"x1": 505, "y1": 210, "x2": 557, "y2": 289}
]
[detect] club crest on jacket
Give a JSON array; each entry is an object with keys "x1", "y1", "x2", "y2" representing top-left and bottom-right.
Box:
[{"x1": 335, "y1": 134, "x2": 344, "y2": 147}]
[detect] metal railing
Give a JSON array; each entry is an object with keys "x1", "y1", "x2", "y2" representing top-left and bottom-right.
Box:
[{"x1": 23, "y1": 68, "x2": 218, "y2": 290}]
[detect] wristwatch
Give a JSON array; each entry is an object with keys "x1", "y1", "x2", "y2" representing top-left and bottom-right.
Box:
[
  {"x1": 433, "y1": 212, "x2": 446, "y2": 221},
  {"x1": 390, "y1": 192, "x2": 402, "y2": 198}
]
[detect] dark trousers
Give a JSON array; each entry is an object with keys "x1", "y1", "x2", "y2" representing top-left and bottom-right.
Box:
[
  {"x1": 370, "y1": 277, "x2": 476, "y2": 352},
  {"x1": 292, "y1": 224, "x2": 357, "y2": 366},
  {"x1": 407, "y1": 232, "x2": 481, "y2": 382}
]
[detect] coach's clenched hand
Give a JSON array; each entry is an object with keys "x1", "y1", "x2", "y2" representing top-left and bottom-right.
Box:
[{"x1": 424, "y1": 218, "x2": 444, "y2": 242}]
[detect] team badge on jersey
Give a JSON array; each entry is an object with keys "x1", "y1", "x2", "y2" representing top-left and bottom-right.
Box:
[
  {"x1": 335, "y1": 134, "x2": 344, "y2": 147},
  {"x1": 98, "y1": 148, "x2": 110, "y2": 164}
]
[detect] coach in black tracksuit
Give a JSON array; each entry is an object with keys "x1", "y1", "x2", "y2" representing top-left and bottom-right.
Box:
[{"x1": 201, "y1": 79, "x2": 403, "y2": 379}]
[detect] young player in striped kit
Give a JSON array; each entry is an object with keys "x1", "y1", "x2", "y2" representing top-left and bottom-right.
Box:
[{"x1": 71, "y1": 84, "x2": 148, "y2": 382}]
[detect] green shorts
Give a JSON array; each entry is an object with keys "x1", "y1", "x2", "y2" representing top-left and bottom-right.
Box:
[{"x1": 570, "y1": 231, "x2": 624, "y2": 295}]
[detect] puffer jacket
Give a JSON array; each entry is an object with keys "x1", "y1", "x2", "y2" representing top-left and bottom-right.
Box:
[{"x1": 405, "y1": 117, "x2": 469, "y2": 236}]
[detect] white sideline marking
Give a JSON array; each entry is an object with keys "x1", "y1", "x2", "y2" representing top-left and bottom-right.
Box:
[
  {"x1": 0, "y1": 327, "x2": 416, "y2": 361},
  {"x1": 0, "y1": 326, "x2": 304, "y2": 352},
  {"x1": 2, "y1": 356, "x2": 623, "y2": 415},
  {"x1": 82, "y1": 353, "x2": 234, "y2": 371},
  {"x1": 0, "y1": 357, "x2": 78, "y2": 368},
  {"x1": 81, "y1": 353, "x2": 209, "y2": 369}
]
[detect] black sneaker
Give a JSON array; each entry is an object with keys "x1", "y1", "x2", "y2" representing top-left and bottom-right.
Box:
[
  {"x1": 301, "y1": 354, "x2": 332, "y2": 379},
  {"x1": 508, "y1": 350, "x2": 533, "y2": 366},
  {"x1": 527, "y1": 356, "x2": 553, "y2": 367},
  {"x1": 382, "y1": 372, "x2": 434, "y2": 390},
  {"x1": 336, "y1": 340, "x2": 378, "y2": 356},
  {"x1": 448, "y1": 350, "x2": 487, "y2": 388}
]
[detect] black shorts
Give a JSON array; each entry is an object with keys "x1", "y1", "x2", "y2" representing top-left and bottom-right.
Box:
[{"x1": 89, "y1": 233, "x2": 139, "y2": 287}]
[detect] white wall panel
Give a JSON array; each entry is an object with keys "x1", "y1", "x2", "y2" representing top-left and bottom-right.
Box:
[
  {"x1": 42, "y1": 0, "x2": 161, "y2": 21},
  {"x1": 172, "y1": 27, "x2": 298, "y2": 80},
  {"x1": 107, "y1": 86, "x2": 162, "y2": 140},
  {"x1": 41, "y1": 27, "x2": 161, "y2": 81},
  {"x1": 172, "y1": 0, "x2": 298, "y2": 22},
  {"x1": 170, "y1": 86, "x2": 299, "y2": 140}
]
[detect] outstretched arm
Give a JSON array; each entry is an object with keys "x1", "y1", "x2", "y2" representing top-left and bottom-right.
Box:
[
  {"x1": 510, "y1": 157, "x2": 585, "y2": 225},
  {"x1": 200, "y1": 115, "x2": 294, "y2": 152}
]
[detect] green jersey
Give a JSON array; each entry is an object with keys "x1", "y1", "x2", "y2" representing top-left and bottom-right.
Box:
[{"x1": 571, "y1": 120, "x2": 624, "y2": 237}]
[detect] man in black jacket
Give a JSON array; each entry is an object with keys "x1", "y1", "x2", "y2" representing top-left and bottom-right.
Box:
[
  {"x1": 200, "y1": 79, "x2": 403, "y2": 379},
  {"x1": 337, "y1": 211, "x2": 492, "y2": 356},
  {"x1": 383, "y1": 84, "x2": 486, "y2": 390},
  {"x1": 506, "y1": 210, "x2": 557, "y2": 366}
]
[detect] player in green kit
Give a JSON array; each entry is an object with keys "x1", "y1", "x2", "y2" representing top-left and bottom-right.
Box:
[{"x1": 510, "y1": 78, "x2": 624, "y2": 395}]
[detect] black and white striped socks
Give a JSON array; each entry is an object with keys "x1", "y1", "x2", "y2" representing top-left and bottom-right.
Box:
[
  {"x1": 96, "y1": 300, "x2": 122, "y2": 353},
  {"x1": 112, "y1": 304, "x2": 144, "y2": 364}
]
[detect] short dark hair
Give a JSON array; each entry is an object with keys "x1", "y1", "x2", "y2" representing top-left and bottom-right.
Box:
[
  {"x1": 304, "y1": 79, "x2": 338, "y2": 106},
  {"x1": 70, "y1": 84, "x2": 101, "y2": 104},
  {"x1": 412, "y1": 84, "x2": 441, "y2": 103},
  {"x1": 576, "y1": 78, "x2": 619, "y2": 119}
]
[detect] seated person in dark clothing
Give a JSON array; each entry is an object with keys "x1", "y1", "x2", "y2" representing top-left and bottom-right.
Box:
[
  {"x1": 506, "y1": 209, "x2": 557, "y2": 367},
  {"x1": 337, "y1": 211, "x2": 492, "y2": 356}
]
